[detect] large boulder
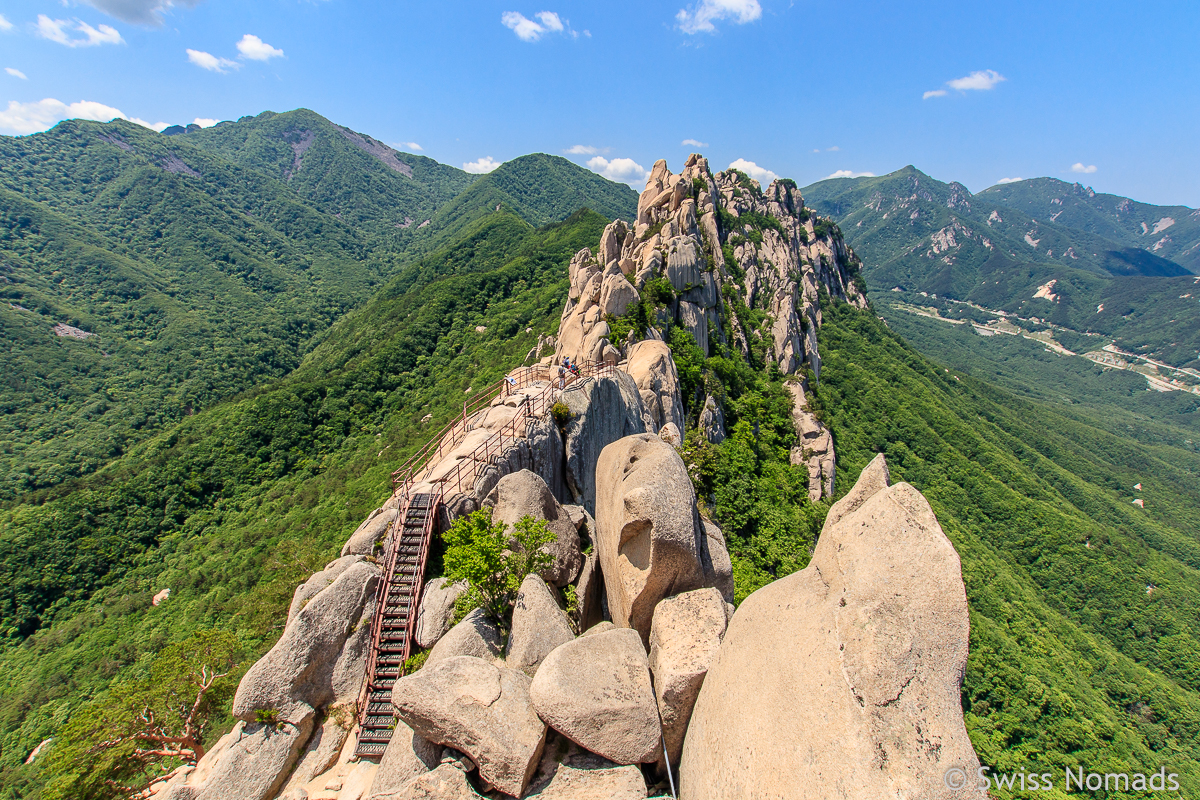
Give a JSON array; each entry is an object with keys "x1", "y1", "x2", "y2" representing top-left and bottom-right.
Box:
[
  {"x1": 341, "y1": 507, "x2": 399, "y2": 557},
  {"x1": 648, "y1": 588, "x2": 727, "y2": 765},
  {"x1": 391, "y1": 656, "x2": 548, "y2": 798},
  {"x1": 375, "y1": 764, "x2": 481, "y2": 800},
  {"x1": 194, "y1": 718, "x2": 314, "y2": 800},
  {"x1": 506, "y1": 574, "x2": 575, "y2": 676},
  {"x1": 234, "y1": 559, "x2": 379, "y2": 724},
  {"x1": 367, "y1": 719, "x2": 442, "y2": 800},
  {"x1": 626, "y1": 340, "x2": 686, "y2": 435},
  {"x1": 594, "y1": 434, "x2": 728, "y2": 643},
  {"x1": 530, "y1": 760, "x2": 647, "y2": 799},
  {"x1": 485, "y1": 469, "x2": 582, "y2": 587},
  {"x1": 678, "y1": 456, "x2": 984, "y2": 799},
  {"x1": 529, "y1": 628, "x2": 660, "y2": 765},
  {"x1": 425, "y1": 608, "x2": 503, "y2": 667},
  {"x1": 415, "y1": 578, "x2": 468, "y2": 650},
  {"x1": 562, "y1": 374, "x2": 647, "y2": 515}
]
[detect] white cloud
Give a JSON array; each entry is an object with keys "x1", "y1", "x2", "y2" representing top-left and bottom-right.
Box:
[
  {"x1": 587, "y1": 156, "x2": 649, "y2": 187},
  {"x1": 822, "y1": 169, "x2": 875, "y2": 180},
  {"x1": 464, "y1": 156, "x2": 502, "y2": 174},
  {"x1": 0, "y1": 97, "x2": 166, "y2": 135},
  {"x1": 565, "y1": 144, "x2": 605, "y2": 155},
  {"x1": 535, "y1": 11, "x2": 563, "y2": 32},
  {"x1": 236, "y1": 34, "x2": 283, "y2": 61},
  {"x1": 0, "y1": 15, "x2": 13, "y2": 32},
  {"x1": 924, "y1": 70, "x2": 1005, "y2": 99},
  {"x1": 80, "y1": 0, "x2": 204, "y2": 26},
  {"x1": 1071, "y1": 163, "x2": 1097, "y2": 174},
  {"x1": 6, "y1": 68, "x2": 28, "y2": 80},
  {"x1": 37, "y1": 15, "x2": 124, "y2": 47},
  {"x1": 682, "y1": 138, "x2": 708, "y2": 148},
  {"x1": 947, "y1": 69, "x2": 1006, "y2": 91},
  {"x1": 826, "y1": 145, "x2": 840, "y2": 152},
  {"x1": 728, "y1": 158, "x2": 777, "y2": 188},
  {"x1": 131, "y1": 117, "x2": 170, "y2": 131},
  {"x1": 187, "y1": 49, "x2": 239, "y2": 72},
  {"x1": 193, "y1": 117, "x2": 218, "y2": 128},
  {"x1": 996, "y1": 176, "x2": 1025, "y2": 184},
  {"x1": 501, "y1": 10, "x2": 574, "y2": 42},
  {"x1": 676, "y1": 0, "x2": 761, "y2": 34},
  {"x1": 394, "y1": 141, "x2": 422, "y2": 151}
]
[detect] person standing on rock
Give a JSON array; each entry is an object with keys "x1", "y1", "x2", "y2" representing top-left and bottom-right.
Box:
[{"x1": 558, "y1": 361, "x2": 567, "y2": 389}]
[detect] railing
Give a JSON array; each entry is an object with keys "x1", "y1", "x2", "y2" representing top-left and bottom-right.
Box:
[
  {"x1": 390, "y1": 363, "x2": 552, "y2": 491},
  {"x1": 390, "y1": 359, "x2": 617, "y2": 497}
]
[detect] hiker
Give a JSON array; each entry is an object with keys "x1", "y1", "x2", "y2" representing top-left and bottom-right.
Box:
[{"x1": 557, "y1": 362, "x2": 566, "y2": 389}]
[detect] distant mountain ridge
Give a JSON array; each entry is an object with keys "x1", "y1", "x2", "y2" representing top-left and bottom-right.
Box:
[
  {"x1": 980, "y1": 177, "x2": 1200, "y2": 273},
  {"x1": 0, "y1": 110, "x2": 636, "y2": 499},
  {"x1": 802, "y1": 166, "x2": 1200, "y2": 367}
]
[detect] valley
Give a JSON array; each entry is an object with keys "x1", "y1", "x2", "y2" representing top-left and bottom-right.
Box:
[{"x1": 0, "y1": 115, "x2": 1198, "y2": 798}]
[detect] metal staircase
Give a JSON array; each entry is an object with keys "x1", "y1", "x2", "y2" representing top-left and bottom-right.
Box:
[{"x1": 354, "y1": 490, "x2": 440, "y2": 757}]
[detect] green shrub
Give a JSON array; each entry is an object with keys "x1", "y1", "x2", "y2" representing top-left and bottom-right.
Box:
[
  {"x1": 551, "y1": 401, "x2": 571, "y2": 426},
  {"x1": 402, "y1": 649, "x2": 429, "y2": 675},
  {"x1": 442, "y1": 510, "x2": 556, "y2": 629}
]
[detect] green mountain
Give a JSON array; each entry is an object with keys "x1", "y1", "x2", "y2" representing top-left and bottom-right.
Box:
[
  {"x1": 0, "y1": 113, "x2": 635, "y2": 501},
  {"x1": 428, "y1": 153, "x2": 638, "y2": 233},
  {"x1": 802, "y1": 167, "x2": 1200, "y2": 368},
  {"x1": 183, "y1": 109, "x2": 476, "y2": 242},
  {"x1": 979, "y1": 178, "x2": 1200, "y2": 274},
  {"x1": 2, "y1": 131, "x2": 1199, "y2": 798}
]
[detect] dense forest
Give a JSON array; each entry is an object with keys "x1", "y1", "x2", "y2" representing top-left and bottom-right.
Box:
[{"x1": 1, "y1": 114, "x2": 1198, "y2": 797}]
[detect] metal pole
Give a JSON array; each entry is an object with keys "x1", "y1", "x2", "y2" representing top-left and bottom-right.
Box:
[{"x1": 661, "y1": 734, "x2": 677, "y2": 799}]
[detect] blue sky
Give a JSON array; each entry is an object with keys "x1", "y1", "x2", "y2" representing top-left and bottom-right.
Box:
[{"x1": 1, "y1": 0, "x2": 1197, "y2": 205}]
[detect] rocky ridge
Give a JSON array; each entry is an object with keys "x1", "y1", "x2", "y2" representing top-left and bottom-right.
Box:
[
  {"x1": 155, "y1": 157, "x2": 980, "y2": 800},
  {"x1": 554, "y1": 155, "x2": 865, "y2": 499}
]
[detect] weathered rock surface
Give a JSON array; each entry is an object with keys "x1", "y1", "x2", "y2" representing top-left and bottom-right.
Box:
[
  {"x1": 341, "y1": 507, "x2": 399, "y2": 557},
  {"x1": 787, "y1": 381, "x2": 836, "y2": 501},
  {"x1": 506, "y1": 573, "x2": 575, "y2": 676},
  {"x1": 194, "y1": 718, "x2": 314, "y2": 800},
  {"x1": 415, "y1": 578, "x2": 468, "y2": 650},
  {"x1": 825, "y1": 452, "x2": 889, "y2": 529},
  {"x1": 531, "y1": 763, "x2": 647, "y2": 799},
  {"x1": 425, "y1": 608, "x2": 503, "y2": 667},
  {"x1": 280, "y1": 715, "x2": 351, "y2": 795},
  {"x1": 391, "y1": 656, "x2": 547, "y2": 797},
  {"x1": 374, "y1": 764, "x2": 481, "y2": 800},
  {"x1": 561, "y1": 373, "x2": 647, "y2": 515},
  {"x1": 679, "y1": 456, "x2": 983, "y2": 799},
  {"x1": 595, "y1": 433, "x2": 730, "y2": 642},
  {"x1": 234, "y1": 559, "x2": 379, "y2": 724},
  {"x1": 485, "y1": 469, "x2": 582, "y2": 587},
  {"x1": 529, "y1": 628, "x2": 660, "y2": 765},
  {"x1": 625, "y1": 340, "x2": 685, "y2": 435},
  {"x1": 367, "y1": 719, "x2": 442, "y2": 800},
  {"x1": 648, "y1": 587, "x2": 727, "y2": 765},
  {"x1": 574, "y1": 551, "x2": 606, "y2": 633},
  {"x1": 698, "y1": 395, "x2": 726, "y2": 444}
]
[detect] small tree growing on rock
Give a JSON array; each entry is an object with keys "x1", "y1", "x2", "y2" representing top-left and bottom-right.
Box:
[
  {"x1": 41, "y1": 630, "x2": 241, "y2": 800},
  {"x1": 443, "y1": 509, "x2": 555, "y2": 630}
]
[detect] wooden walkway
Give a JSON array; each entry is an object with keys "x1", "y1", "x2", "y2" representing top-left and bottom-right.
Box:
[{"x1": 354, "y1": 359, "x2": 616, "y2": 757}]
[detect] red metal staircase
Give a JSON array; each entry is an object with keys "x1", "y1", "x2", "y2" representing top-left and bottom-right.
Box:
[{"x1": 354, "y1": 489, "x2": 440, "y2": 758}]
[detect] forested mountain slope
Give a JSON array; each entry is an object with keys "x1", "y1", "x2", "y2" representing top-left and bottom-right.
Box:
[
  {"x1": 0, "y1": 115, "x2": 635, "y2": 500},
  {"x1": 802, "y1": 167, "x2": 1200, "y2": 368},
  {"x1": 2, "y1": 138, "x2": 1198, "y2": 798},
  {"x1": 183, "y1": 109, "x2": 476, "y2": 242},
  {"x1": 0, "y1": 208, "x2": 610, "y2": 796},
  {"x1": 979, "y1": 178, "x2": 1200, "y2": 273}
]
